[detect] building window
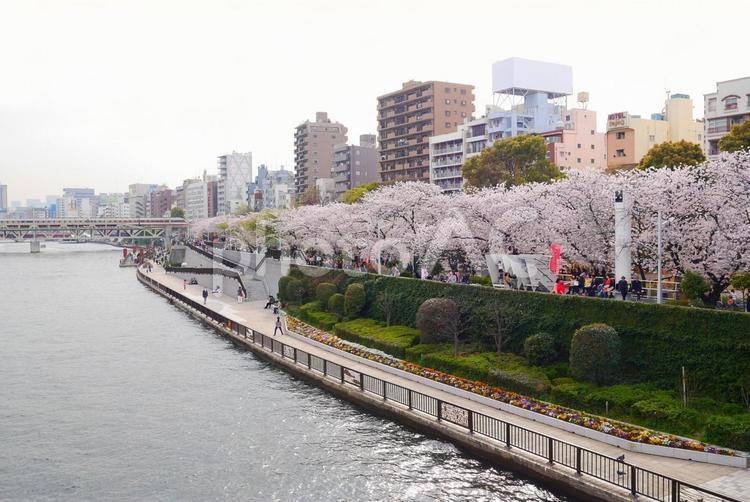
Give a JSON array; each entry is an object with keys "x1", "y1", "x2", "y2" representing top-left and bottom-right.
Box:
[
  {"x1": 590, "y1": 159, "x2": 595, "y2": 164},
  {"x1": 445, "y1": 122, "x2": 451, "y2": 128},
  {"x1": 591, "y1": 144, "x2": 595, "y2": 150},
  {"x1": 615, "y1": 149, "x2": 625, "y2": 157},
  {"x1": 724, "y1": 96, "x2": 739, "y2": 110},
  {"x1": 648, "y1": 135, "x2": 655, "y2": 142},
  {"x1": 445, "y1": 87, "x2": 451, "y2": 93},
  {"x1": 577, "y1": 158, "x2": 581, "y2": 163},
  {"x1": 461, "y1": 112, "x2": 466, "y2": 117},
  {"x1": 445, "y1": 99, "x2": 451, "y2": 104},
  {"x1": 708, "y1": 98, "x2": 716, "y2": 112},
  {"x1": 590, "y1": 130, "x2": 595, "y2": 135},
  {"x1": 708, "y1": 118, "x2": 729, "y2": 134},
  {"x1": 577, "y1": 143, "x2": 581, "y2": 148},
  {"x1": 615, "y1": 131, "x2": 625, "y2": 140},
  {"x1": 460, "y1": 89, "x2": 466, "y2": 95},
  {"x1": 445, "y1": 111, "x2": 451, "y2": 117},
  {"x1": 461, "y1": 100, "x2": 466, "y2": 105}
]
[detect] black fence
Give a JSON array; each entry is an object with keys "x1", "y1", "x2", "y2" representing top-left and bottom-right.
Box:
[{"x1": 136, "y1": 268, "x2": 741, "y2": 502}]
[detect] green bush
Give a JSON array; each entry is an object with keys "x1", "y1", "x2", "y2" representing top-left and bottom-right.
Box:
[
  {"x1": 630, "y1": 397, "x2": 701, "y2": 432},
  {"x1": 291, "y1": 265, "x2": 750, "y2": 404},
  {"x1": 277, "y1": 276, "x2": 293, "y2": 301},
  {"x1": 334, "y1": 319, "x2": 420, "y2": 359},
  {"x1": 344, "y1": 283, "x2": 366, "y2": 318},
  {"x1": 327, "y1": 293, "x2": 345, "y2": 318},
  {"x1": 296, "y1": 302, "x2": 338, "y2": 331},
  {"x1": 523, "y1": 332, "x2": 557, "y2": 365},
  {"x1": 415, "y1": 298, "x2": 459, "y2": 344},
  {"x1": 569, "y1": 324, "x2": 621, "y2": 385},
  {"x1": 681, "y1": 270, "x2": 710, "y2": 303},
  {"x1": 315, "y1": 282, "x2": 338, "y2": 305},
  {"x1": 705, "y1": 415, "x2": 750, "y2": 451},
  {"x1": 469, "y1": 275, "x2": 492, "y2": 286},
  {"x1": 285, "y1": 278, "x2": 305, "y2": 304}
]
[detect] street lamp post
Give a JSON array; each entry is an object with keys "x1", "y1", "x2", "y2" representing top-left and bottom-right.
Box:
[{"x1": 657, "y1": 210, "x2": 663, "y2": 304}]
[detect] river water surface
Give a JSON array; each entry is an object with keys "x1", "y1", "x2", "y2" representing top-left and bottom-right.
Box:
[{"x1": 0, "y1": 242, "x2": 568, "y2": 501}]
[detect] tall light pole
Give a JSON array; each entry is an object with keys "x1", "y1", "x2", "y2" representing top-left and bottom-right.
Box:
[
  {"x1": 614, "y1": 190, "x2": 631, "y2": 284},
  {"x1": 657, "y1": 210, "x2": 663, "y2": 304}
]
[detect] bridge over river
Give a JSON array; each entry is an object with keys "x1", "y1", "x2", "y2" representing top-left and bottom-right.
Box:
[{"x1": 0, "y1": 218, "x2": 188, "y2": 249}]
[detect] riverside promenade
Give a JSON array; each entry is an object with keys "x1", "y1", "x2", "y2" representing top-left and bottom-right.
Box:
[{"x1": 137, "y1": 263, "x2": 749, "y2": 501}]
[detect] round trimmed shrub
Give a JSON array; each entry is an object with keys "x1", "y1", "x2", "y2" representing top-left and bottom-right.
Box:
[
  {"x1": 415, "y1": 298, "x2": 459, "y2": 344},
  {"x1": 327, "y1": 293, "x2": 345, "y2": 318},
  {"x1": 285, "y1": 278, "x2": 305, "y2": 304},
  {"x1": 315, "y1": 282, "x2": 337, "y2": 305},
  {"x1": 277, "y1": 276, "x2": 292, "y2": 301},
  {"x1": 344, "y1": 283, "x2": 366, "y2": 318},
  {"x1": 524, "y1": 332, "x2": 557, "y2": 365},
  {"x1": 569, "y1": 323, "x2": 621, "y2": 385}
]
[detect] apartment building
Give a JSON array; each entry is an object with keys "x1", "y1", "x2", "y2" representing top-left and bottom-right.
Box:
[
  {"x1": 332, "y1": 134, "x2": 379, "y2": 198},
  {"x1": 247, "y1": 164, "x2": 295, "y2": 210},
  {"x1": 182, "y1": 178, "x2": 208, "y2": 221},
  {"x1": 606, "y1": 94, "x2": 703, "y2": 170},
  {"x1": 541, "y1": 106, "x2": 607, "y2": 170},
  {"x1": 378, "y1": 80, "x2": 475, "y2": 183},
  {"x1": 294, "y1": 112, "x2": 347, "y2": 194},
  {"x1": 217, "y1": 151, "x2": 253, "y2": 215},
  {"x1": 149, "y1": 187, "x2": 174, "y2": 217},
  {"x1": 704, "y1": 76, "x2": 750, "y2": 158}
]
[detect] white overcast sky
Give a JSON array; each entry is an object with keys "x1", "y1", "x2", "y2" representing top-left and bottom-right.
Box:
[{"x1": 0, "y1": 0, "x2": 747, "y2": 202}]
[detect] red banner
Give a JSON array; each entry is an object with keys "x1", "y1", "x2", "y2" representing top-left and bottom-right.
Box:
[{"x1": 549, "y1": 243, "x2": 561, "y2": 274}]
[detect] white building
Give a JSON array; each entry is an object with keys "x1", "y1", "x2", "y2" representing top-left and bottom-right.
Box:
[
  {"x1": 183, "y1": 178, "x2": 208, "y2": 221},
  {"x1": 128, "y1": 184, "x2": 157, "y2": 218},
  {"x1": 704, "y1": 76, "x2": 750, "y2": 158},
  {"x1": 0, "y1": 183, "x2": 7, "y2": 213},
  {"x1": 217, "y1": 151, "x2": 253, "y2": 214}
]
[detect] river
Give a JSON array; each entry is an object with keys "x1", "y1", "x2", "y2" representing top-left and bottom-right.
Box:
[{"x1": 0, "y1": 242, "x2": 568, "y2": 501}]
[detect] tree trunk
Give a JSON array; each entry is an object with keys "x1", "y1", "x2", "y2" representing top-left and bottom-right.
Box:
[{"x1": 701, "y1": 281, "x2": 726, "y2": 307}]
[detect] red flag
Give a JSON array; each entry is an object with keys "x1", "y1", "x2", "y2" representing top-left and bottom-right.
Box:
[{"x1": 549, "y1": 243, "x2": 561, "y2": 274}]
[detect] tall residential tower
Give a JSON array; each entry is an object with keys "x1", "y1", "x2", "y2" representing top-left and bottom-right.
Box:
[{"x1": 294, "y1": 112, "x2": 347, "y2": 195}]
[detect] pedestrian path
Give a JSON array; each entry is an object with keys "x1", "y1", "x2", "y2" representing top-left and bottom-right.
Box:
[{"x1": 141, "y1": 264, "x2": 749, "y2": 501}]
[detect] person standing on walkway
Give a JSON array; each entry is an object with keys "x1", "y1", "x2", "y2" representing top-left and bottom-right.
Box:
[
  {"x1": 631, "y1": 278, "x2": 643, "y2": 301},
  {"x1": 237, "y1": 286, "x2": 244, "y2": 304},
  {"x1": 183, "y1": 279, "x2": 187, "y2": 290},
  {"x1": 274, "y1": 316, "x2": 283, "y2": 336},
  {"x1": 202, "y1": 288, "x2": 208, "y2": 304},
  {"x1": 617, "y1": 276, "x2": 629, "y2": 301}
]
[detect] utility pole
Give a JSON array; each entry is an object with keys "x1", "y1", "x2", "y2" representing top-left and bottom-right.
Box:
[{"x1": 657, "y1": 210, "x2": 663, "y2": 304}]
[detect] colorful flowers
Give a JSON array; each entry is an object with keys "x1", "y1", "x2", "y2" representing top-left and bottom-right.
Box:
[{"x1": 285, "y1": 316, "x2": 738, "y2": 457}]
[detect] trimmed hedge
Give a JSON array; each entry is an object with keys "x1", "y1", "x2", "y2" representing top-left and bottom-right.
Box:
[
  {"x1": 344, "y1": 283, "x2": 366, "y2": 318},
  {"x1": 315, "y1": 282, "x2": 338, "y2": 305},
  {"x1": 705, "y1": 415, "x2": 750, "y2": 451},
  {"x1": 406, "y1": 346, "x2": 552, "y2": 396},
  {"x1": 285, "y1": 278, "x2": 305, "y2": 303},
  {"x1": 292, "y1": 267, "x2": 747, "y2": 404},
  {"x1": 524, "y1": 332, "x2": 557, "y2": 365},
  {"x1": 334, "y1": 319, "x2": 420, "y2": 359},
  {"x1": 294, "y1": 301, "x2": 338, "y2": 331},
  {"x1": 327, "y1": 293, "x2": 345, "y2": 318},
  {"x1": 277, "y1": 276, "x2": 293, "y2": 301}
]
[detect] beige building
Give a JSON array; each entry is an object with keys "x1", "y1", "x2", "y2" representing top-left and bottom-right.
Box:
[
  {"x1": 606, "y1": 94, "x2": 703, "y2": 170},
  {"x1": 378, "y1": 80, "x2": 475, "y2": 183},
  {"x1": 294, "y1": 112, "x2": 348, "y2": 194},
  {"x1": 704, "y1": 76, "x2": 750, "y2": 158}
]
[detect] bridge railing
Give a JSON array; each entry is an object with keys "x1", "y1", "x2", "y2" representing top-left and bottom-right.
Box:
[{"x1": 136, "y1": 267, "x2": 741, "y2": 502}]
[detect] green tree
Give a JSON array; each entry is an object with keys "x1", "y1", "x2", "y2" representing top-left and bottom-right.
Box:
[
  {"x1": 315, "y1": 282, "x2": 337, "y2": 305},
  {"x1": 461, "y1": 135, "x2": 561, "y2": 189},
  {"x1": 296, "y1": 185, "x2": 320, "y2": 206},
  {"x1": 170, "y1": 206, "x2": 185, "y2": 218},
  {"x1": 327, "y1": 293, "x2": 345, "y2": 318},
  {"x1": 341, "y1": 181, "x2": 381, "y2": 204},
  {"x1": 231, "y1": 203, "x2": 251, "y2": 216},
  {"x1": 569, "y1": 324, "x2": 621, "y2": 385},
  {"x1": 344, "y1": 283, "x2": 366, "y2": 318},
  {"x1": 638, "y1": 140, "x2": 705, "y2": 170},
  {"x1": 523, "y1": 332, "x2": 557, "y2": 365},
  {"x1": 719, "y1": 121, "x2": 750, "y2": 153},
  {"x1": 730, "y1": 272, "x2": 750, "y2": 306},
  {"x1": 680, "y1": 270, "x2": 710, "y2": 305}
]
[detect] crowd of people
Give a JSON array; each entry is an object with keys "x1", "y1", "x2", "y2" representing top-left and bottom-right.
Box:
[{"x1": 553, "y1": 273, "x2": 644, "y2": 301}]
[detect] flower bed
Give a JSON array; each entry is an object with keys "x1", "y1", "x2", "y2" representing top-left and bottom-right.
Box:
[{"x1": 286, "y1": 316, "x2": 741, "y2": 457}]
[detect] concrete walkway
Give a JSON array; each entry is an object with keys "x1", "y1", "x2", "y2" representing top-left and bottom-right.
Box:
[{"x1": 141, "y1": 264, "x2": 749, "y2": 501}]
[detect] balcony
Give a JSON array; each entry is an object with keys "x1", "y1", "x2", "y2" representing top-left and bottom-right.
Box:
[
  {"x1": 431, "y1": 157, "x2": 462, "y2": 168},
  {"x1": 432, "y1": 145, "x2": 462, "y2": 155},
  {"x1": 432, "y1": 167, "x2": 462, "y2": 179}
]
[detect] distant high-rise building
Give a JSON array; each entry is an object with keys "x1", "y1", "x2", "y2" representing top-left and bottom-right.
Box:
[
  {"x1": 150, "y1": 187, "x2": 175, "y2": 217},
  {"x1": 217, "y1": 151, "x2": 252, "y2": 215},
  {"x1": 378, "y1": 80, "x2": 475, "y2": 183},
  {"x1": 60, "y1": 187, "x2": 97, "y2": 218},
  {"x1": 246, "y1": 165, "x2": 294, "y2": 210},
  {"x1": 205, "y1": 174, "x2": 218, "y2": 218},
  {"x1": 182, "y1": 178, "x2": 208, "y2": 220},
  {"x1": 0, "y1": 183, "x2": 7, "y2": 212},
  {"x1": 294, "y1": 112, "x2": 347, "y2": 194},
  {"x1": 128, "y1": 184, "x2": 158, "y2": 218},
  {"x1": 333, "y1": 134, "x2": 379, "y2": 199},
  {"x1": 704, "y1": 76, "x2": 750, "y2": 158}
]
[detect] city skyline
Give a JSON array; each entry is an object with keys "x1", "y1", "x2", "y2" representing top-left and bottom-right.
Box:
[{"x1": 1, "y1": 0, "x2": 746, "y2": 201}]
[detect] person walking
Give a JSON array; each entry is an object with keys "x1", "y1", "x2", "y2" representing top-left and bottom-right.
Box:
[
  {"x1": 617, "y1": 276, "x2": 629, "y2": 301},
  {"x1": 183, "y1": 279, "x2": 187, "y2": 290},
  {"x1": 273, "y1": 316, "x2": 283, "y2": 336},
  {"x1": 631, "y1": 278, "x2": 643, "y2": 301},
  {"x1": 237, "y1": 286, "x2": 244, "y2": 304},
  {"x1": 202, "y1": 288, "x2": 208, "y2": 304}
]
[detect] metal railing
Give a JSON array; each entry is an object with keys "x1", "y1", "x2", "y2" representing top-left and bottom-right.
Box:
[{"x1": 136, "y1": 268, "x2": 741, "y2": 502}]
